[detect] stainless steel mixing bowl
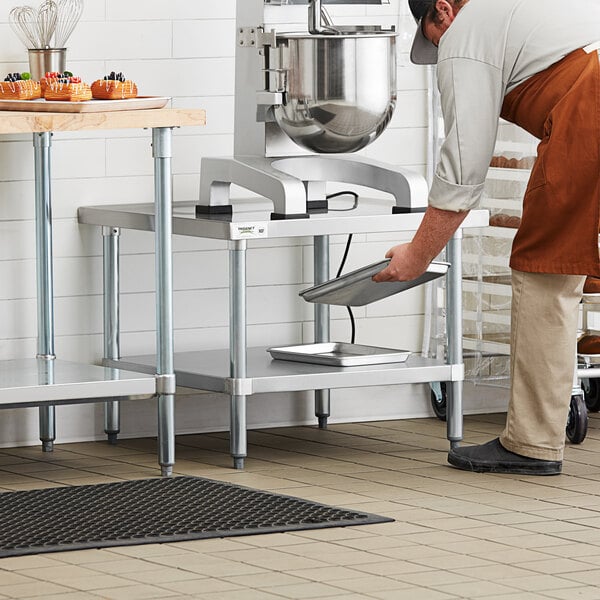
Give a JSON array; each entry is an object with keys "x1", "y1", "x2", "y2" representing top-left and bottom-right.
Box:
[{"x1": 272, "y1": 29, "x2": 397, "y2": 154}]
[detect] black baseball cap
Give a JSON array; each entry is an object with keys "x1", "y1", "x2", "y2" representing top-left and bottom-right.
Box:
[{"x1": 408, "y1": 0, "x2": 439, "y2": 65}]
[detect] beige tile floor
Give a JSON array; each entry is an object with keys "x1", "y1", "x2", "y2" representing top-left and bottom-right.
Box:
[{"x1": 0, "y1": 411, "x2": 599, "y2": 600}]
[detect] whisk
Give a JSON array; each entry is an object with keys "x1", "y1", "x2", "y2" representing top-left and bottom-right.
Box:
[
  {"x1": 9, "y1": 5, "x2": 40, "y2": 49},
  {"x1": 8, "y1": 0, "x2": 83, "y2": 49},
  {"x1": 54, "y1": 0, "x2": 83, "y2": 48},
  {"x1": 37, "y1": 0, "x2": 57, "y2": 47}
]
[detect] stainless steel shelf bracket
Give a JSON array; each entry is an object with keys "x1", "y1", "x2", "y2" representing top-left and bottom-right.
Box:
[
  {"x1": 155, "y1": 373, "x2": 177, "y2": 395},
  {"x1": 225, "y1": 378, "x2": 254, "y2": 396}
]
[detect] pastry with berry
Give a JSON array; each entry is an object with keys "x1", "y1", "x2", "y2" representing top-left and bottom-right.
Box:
[
  {"x1": 91, "y1": 71, "x2": 138, "y2": 100},
  {"x1": 0, "y1": 72, "x2": 41, "y2": 100},
  {"x1": 40, "y1": 71, "x2": 65, "y2": 95},
  {"x1": 44, "y1": 72, "x2": 92, "y2": 102}
]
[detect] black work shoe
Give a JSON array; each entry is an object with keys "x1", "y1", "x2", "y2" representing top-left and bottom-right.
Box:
[{"x1": 448, "y1": 438, "x2": 562, "y2": 475}]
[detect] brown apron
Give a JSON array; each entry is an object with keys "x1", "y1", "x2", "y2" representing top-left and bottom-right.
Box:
[{"x1": 500, "y1": 48, "x2": 600, "y2": 276}]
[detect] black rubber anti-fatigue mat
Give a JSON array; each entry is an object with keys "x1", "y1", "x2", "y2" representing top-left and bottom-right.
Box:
[{"x1": 0, "y1": 475, "x2": 393, "y2": 557}]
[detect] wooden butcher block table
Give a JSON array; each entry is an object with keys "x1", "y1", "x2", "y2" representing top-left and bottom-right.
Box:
[{"x1": 0, "y1": 103, "x2": 206, "y2": 476}]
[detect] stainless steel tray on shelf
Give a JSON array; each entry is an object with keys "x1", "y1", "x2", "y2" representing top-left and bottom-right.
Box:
[
  {"x1": 267, "y1": 342, "x2": 410, "y2": 367},
  {"x1": 578, "y1": 353, "x2": 600, "y2": 366},
  {"x1": 582, "y1": 293, "x2": 600, "y2": 304},
  {"x1": 300, "y1": 259, "x2": 449, "y2": 306}
]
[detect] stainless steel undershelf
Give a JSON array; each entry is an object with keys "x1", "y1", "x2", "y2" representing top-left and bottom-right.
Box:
[
  {"x1": 83, "y1": 195, "x2": 482, "y2": 466},
  {"x1": 106, "y1": 348, "x2": 463, "y2": 396},
  {"x1": 0, "y1": 359, "x2": 156, "y2": 408},
  {"x1": 79, "y1": 200, "x2": 489, "y2": 240}
]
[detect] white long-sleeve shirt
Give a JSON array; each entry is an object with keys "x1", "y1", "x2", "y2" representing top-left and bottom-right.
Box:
[{"x1": 430, "y1": 0, "x2": 600, "y2": 212}]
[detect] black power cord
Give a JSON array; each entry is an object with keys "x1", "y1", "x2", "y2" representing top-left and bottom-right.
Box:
[
  {"x1": 326, "y1": 191, "x2": 359, "y2": 344},
  {"x1": 326, "y1": 190, "x2": 359, "y2": 212}
]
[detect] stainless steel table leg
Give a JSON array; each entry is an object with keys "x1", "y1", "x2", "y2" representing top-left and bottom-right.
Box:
[
  {"x1": 103, "y1": 226, "x2": 121, "y2": 444},
  {"x1": 446, "y1": 229, "x2": 464, "y2": 446},
  {"x1": 33, "y1": 132, "x2": 56, "y2": 452},
  {"x1": 230, "y1": 239, "x2": 247, "y2": 469},
  {"x1": 314, "y1": 235, "x2": 330, "y2": 429},
  {"x1": 153, "y1": 127, "x2": 176, "y2": 477}
]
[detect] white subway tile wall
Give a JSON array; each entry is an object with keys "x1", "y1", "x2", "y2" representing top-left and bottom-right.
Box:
[{"x1": 0, "y1": 0, "x2": 436, "y2": 448}]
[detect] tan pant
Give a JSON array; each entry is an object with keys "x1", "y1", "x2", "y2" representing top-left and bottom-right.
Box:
[{"x1": 499, "y1": 270, "x2": 585, "y2": 461}]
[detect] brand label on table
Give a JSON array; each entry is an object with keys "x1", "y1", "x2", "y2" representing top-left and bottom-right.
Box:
[{"x1": 232, "y1": 223, "x2": 268, "y2": 239}]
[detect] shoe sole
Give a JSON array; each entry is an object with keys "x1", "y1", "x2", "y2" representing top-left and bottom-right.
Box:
[{"x1": 448, "y1": 452, "x2": 562, "y2": 475}]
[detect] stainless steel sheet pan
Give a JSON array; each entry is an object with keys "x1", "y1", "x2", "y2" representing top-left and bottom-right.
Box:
[
  {"x1": 299, "y1": 259, "x2": 449, "y2": 306},
  {"x1": 579, "y1": 353, "x2": 600, "y2": 366},
  {"x1": 267, "y1": 342, "x2": 410, "y2": 367}
]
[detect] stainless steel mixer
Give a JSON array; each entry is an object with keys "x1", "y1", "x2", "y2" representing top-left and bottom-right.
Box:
[
  {"x1": 273, "y1": 29, "x2": 397, "y2": 153},
  {"x1": 197, "y1": 0, "x2": 428, "y2": 220}
]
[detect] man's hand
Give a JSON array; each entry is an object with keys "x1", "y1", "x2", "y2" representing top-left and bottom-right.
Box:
[
  {"x1": 372, "y1": 242, "x2": 430, "y2": 282},
  {"x1": 370, "y1": 206, "x2": 470, "y2": 284}
]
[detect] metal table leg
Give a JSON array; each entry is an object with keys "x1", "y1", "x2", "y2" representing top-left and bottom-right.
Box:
[
  {"x1": 229, "y1": 240, "x2": 247, "y2": 470},
  {"x1": 153, "y1": 127, "x2": 176, "y2": 477},
  {"x1": 446, "y1": 229, "x2": 464, "y2": 448},
  {"x1": 314, "y1": 235, "x2": 330, "y2": 429},
  {"x1": 33, "y1": 132, "x2": 56, "y2": 452},
  {"x1": 103, "y1": 226, "x2": 121, "y2": 444}
]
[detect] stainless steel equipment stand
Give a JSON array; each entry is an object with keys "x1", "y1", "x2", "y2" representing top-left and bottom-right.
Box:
[{"x1": 79, "y1": 200, "x2": 488, "y2": 469}]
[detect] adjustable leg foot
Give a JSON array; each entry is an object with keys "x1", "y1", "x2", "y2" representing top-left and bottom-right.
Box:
[
  {"x1": 233, "y1": 457, "x2": 245, "y2": 470},
  {"x1": 318, "y1": 415, "x2": 328, "y2": 429},
  {"x1": 161, "y1": 465, "x2": 173, "y2": 478},
  {"x1": 42, "y1": 441, "x2": 53, "y2": 453},
  {"x1": 104, "y1": 400, "x2": 121, "y2": 447}
]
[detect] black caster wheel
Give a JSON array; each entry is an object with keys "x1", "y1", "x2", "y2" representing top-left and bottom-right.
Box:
[
  {"x1": 566, "y1": 395, "x2": 588, "y2": 444},
  {"x1": 431, "y1": 382, "x2": 447, "y2": 422},
  {"x1": 581, "y1": 377, "x2": 600, "y2": 412}
]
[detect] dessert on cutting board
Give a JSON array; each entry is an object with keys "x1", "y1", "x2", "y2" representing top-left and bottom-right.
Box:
[
  {"x1": 0, "y1": 72, "x2": 41, "y2": 100},
  {"x1": 91, "y1": 71, "x2": 138, "y2": 99},
  {"x1": 0, "y1": 70, "x2": 141, "y2": 103},
  {"x1": 43, "y1": 71, "x2": 92, "y2": 101}
]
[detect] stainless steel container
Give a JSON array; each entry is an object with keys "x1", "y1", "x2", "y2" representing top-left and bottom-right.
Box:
[
  {"x1": 272, "y1": 29, "x2": 397, "y2": 154},
  {"x1": 28, "y1": 48, "x2": 67, "y2": 80}
]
